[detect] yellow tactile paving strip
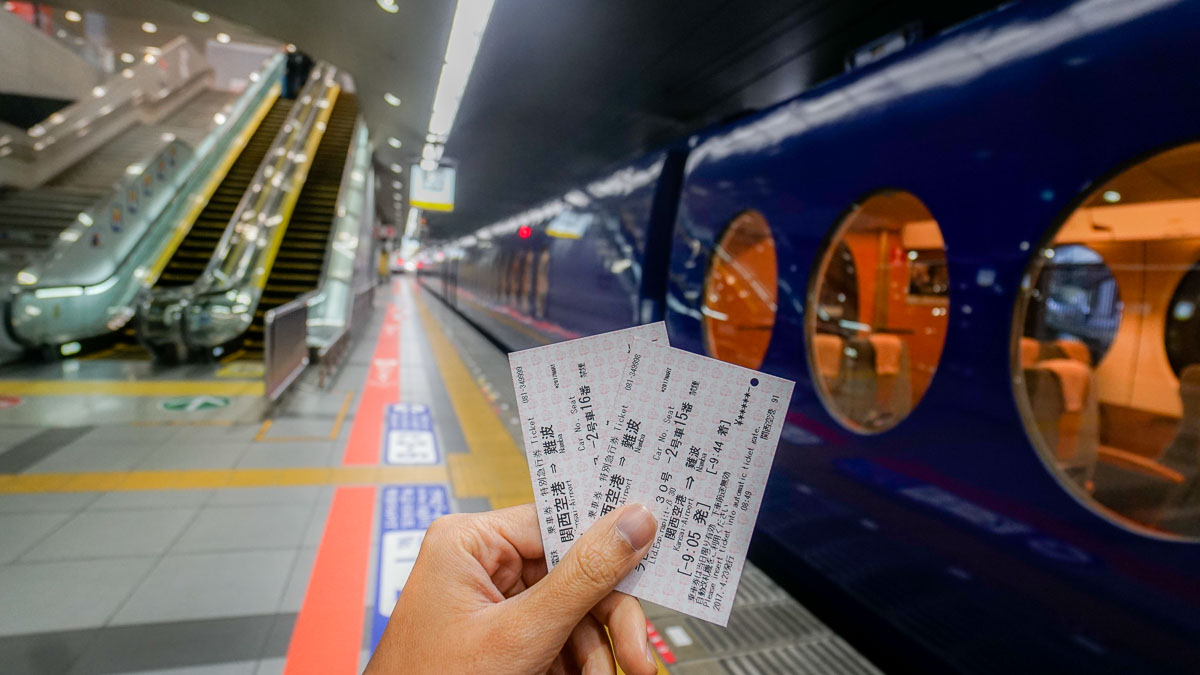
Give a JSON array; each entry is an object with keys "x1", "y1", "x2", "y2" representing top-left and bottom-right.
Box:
[
  {"x1": 0, "y1": 380, "x2": 265, "y2": 397},
  {"x1": 0, "y1": 287, "x2": 529, "y2": 508},
  {"x1": 413, "y1": 290, "x2": 535, "y2": 509},
  {"x1": 253, "y1": 391, "x2": 354, "y2": 442},
  {"x1": 0, "y1": 465, "x2": 449, "y2": 494}
]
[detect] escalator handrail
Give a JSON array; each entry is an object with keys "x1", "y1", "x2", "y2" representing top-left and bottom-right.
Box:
[{"x1": 194, "y1": 65, "x2": 339, "y2": 297}]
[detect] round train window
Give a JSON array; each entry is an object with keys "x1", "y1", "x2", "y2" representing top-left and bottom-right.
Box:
[
  {"x1": 1013, "y1": 141, "x2": 1200, "y2": 538},
  {"x1": 703, "y1": 210, "x2": 778, "y2": 370},
  {"x1": 806, "y1": 190, "x2": 950, "y2": 434}
]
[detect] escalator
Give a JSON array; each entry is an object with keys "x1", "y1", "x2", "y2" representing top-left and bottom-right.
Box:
[
  {"x1": 0, "y1": 89, "x2": 239, "y2": 278},
  {"x1": 154, "y1": 98, "x2": 293, "y2": 288},
  {"x1": 233, "y1": 93, "x2": 358, "y2": 360},
  {"x1": 79, "y1": 96, "x2": 293, "y2": 360}
]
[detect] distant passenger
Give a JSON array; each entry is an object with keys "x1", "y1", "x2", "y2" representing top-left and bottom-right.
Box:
[
  {"x1": 366, "y1": 503, "x2": 660, "y2": 675},
  {"x1": 285, "y1": 51, "x2": 315, "y2": 99}
]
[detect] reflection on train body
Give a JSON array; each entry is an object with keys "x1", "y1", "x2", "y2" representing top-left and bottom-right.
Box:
[
  {"x1": 807, "y1": 190, "x2": 950, "y2": 434},
  {"x1": 1016, "y1": 142, "x2": 1200, "y2": 537}
]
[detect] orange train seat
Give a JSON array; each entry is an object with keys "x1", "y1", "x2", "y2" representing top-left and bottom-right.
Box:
[
  {"x1": 1024, "y1": 358, "x2": 1099, "y2": 489},
  {"x1": 1158, "y1": 365, "x2": 1200, "y2": 530},
  {"x1": 836, "y1": 336, "x2": 878, "y2": 428},
  {"x1": 1050, "y1": 338, "x2": 1092, "y2": 366},
  {"x1": 1020, "y1": 337, "x2": 1041, "y2": 369},
  {"x1": 813, "y1": 333, "x2": 844, "y2": 390},
  {"x1": 868, "y1": 333, "x2": 912, "y2": 423}
]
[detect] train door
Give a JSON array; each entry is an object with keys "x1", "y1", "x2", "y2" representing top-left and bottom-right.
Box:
[
  {"x1": 520, "y1": 250, "x2": 534, "y2": 315},
  {"x1": 535, "y1": 247, "x2": 551, "y2": 319}
]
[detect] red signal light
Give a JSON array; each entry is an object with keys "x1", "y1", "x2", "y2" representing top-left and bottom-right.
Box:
[{"x1": 518, "y1": 225, "x2": 532, "y2": 239}]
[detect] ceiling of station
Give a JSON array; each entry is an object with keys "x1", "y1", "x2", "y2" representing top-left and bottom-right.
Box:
[
  {"x1": 33, "y1": 0, "x2": 1006, "y2": 238},
  {"x1": 433, "y1": 0, "x2": 1006, "y2": 239}
]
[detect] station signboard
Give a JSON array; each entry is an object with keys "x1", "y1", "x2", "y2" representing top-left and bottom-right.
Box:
[{"x1": 409, "y1": 164, "x2": 456, "y2": 212}]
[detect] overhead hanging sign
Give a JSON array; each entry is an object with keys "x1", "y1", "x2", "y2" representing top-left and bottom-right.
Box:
[{"x1": 409, "y1": 164, "x2": 457, "y2": 212}]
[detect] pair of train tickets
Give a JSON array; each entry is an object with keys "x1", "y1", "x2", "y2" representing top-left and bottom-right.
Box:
[{"x1": 508, "y1": 322, "x2": 795, "y2": 626}]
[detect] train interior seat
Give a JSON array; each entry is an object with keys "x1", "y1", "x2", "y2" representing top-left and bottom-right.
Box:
[
  {"x1": 1024, "y1": 358, "x2": 1098, "y2": 489},
  {"x1": 838, "y1": 336, "x2": 878, "y2": 427},
  {"x1": 813, "y1": 332, "x2": 844, "y2": 392},
  {"x1": 868, "y1": 333, "x2": 912, "y2": 423},
  {"x1": 1157, "y1": 365, "x2": 1200, "y2": 530},
  {"x1": 1020, "y1": 337, "x2": 1041, "y2": 369},
  {"x1": 1052, "y1": 338, "x2": 1092, "y2": 365}
]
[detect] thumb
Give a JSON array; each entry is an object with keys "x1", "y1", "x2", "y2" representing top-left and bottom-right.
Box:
[{"x1": 515, "y1": 503, "x2": 657, "y2": 634}]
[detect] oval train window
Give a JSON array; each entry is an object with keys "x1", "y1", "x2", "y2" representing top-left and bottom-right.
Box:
[
  {"x1": 1013, "y1": 141, "x2": 1200, "y2": 539},
  {"x1": 703, "y1": 210, "x2": 778, "y2": 370},
  {"x1": 806, "y1": 190, "x2": 950, "y2": 434}
]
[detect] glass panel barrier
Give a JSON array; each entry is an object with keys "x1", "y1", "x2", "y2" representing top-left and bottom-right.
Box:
[{"x1": 306, "y1": 118, "x2": 372, "y2": 350}]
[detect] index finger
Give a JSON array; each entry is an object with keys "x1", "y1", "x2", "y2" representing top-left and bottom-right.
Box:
[{"x1": 465, "y1": 503, "x2": 545, "y2": 561}]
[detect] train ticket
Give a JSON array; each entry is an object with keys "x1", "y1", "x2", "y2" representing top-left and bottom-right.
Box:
[
  {"x1": 583, "y1": 338, "x2": 794, "y2": 626},
  {"x1": 509, "y1": 323, "x2": 669, "y2": 569}
]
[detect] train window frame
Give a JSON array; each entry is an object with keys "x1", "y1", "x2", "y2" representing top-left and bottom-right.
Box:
[
  {"x1": 1010, "y1": 139, "x2": 1200, "y2": 542},
  {"x1": 701, "y1": 209, "x2": 779, "y2": 371},
  {"x1": 804, "y1": 188, "x2": 951, "y2": 436}
]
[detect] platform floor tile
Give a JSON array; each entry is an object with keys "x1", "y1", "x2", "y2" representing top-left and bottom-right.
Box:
[
  {"x1": 21, "y1": 508, "x2": 196, "y2": 561},
  {"x1": 112, "y1": 550, "x2": 296, "y2": 625}
]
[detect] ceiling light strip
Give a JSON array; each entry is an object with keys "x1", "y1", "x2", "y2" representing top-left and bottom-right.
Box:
[{"x1": 421, "y1": 0, "x2": 495, "y2": 165}]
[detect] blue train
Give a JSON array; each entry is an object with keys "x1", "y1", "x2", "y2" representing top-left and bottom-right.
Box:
[{"x1": 421, "y1": 1, "x2": 1200, "y2": 671}]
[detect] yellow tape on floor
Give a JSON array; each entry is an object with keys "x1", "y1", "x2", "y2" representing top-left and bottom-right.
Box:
[
  {"x1": 0, "y1": 380, "x2": 265, "y2": 397},
  {"x1": 0, "y1": 465, "x2": 449, "y2": 494},
  {"x1": 413, "y1": 288, "x2": 534, "y2": 508}
]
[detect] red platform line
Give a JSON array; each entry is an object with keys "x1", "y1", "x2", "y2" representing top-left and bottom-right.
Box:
[
  {"x1": 284, "y1": 485, "x2": 376, "y2": 675},
  {"x1": 646, "y1": 619, "x2": 676, "y2": 664},
  {"x1": 342, "y1": 303, "x2": 400, "y2": 465}
]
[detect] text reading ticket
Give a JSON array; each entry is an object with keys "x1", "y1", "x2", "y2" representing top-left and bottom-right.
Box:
[
  {"x1": 584, "y1": 338, "x2": 794, "y2": 626},
  {"x1": 509, "y1": 323, "x2": 669, "y2": 569}
]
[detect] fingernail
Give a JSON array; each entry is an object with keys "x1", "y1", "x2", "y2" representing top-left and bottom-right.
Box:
[
  {"x1": 615, "y1": 503, "x2": 656, "y2": 550},
  {"x1": 645, "y1": 641, "x2": 657, "y2": 668}
]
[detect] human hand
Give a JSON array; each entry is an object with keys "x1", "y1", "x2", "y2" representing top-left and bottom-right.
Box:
[{"x1": 366, "y1": 502, "x2": 660, "y2": 675}]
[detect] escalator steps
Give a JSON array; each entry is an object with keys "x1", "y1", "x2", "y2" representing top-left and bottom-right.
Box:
[
  {"x1": 235, "y1": 93, "x2": 358, "y2": 360},
  {"x1": 155, "y1": 99, "x2": 294, "y2": 288}
]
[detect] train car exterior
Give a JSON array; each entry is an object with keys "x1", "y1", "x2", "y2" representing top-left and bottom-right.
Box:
[
  {"x1": 425, "y1": 150, "x2": 684, "y2": 350},
  {"x1": 425, "y1": 0, "x2": 1200, "y2": 671}
]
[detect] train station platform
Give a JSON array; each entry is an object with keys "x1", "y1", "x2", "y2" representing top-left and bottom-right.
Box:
[{"x1": 0, "y1": 278, "x2": 879, "y2": 674}]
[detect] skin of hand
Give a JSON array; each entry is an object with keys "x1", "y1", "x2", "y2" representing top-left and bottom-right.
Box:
[{"x1": 366, "y1": 502, "x2": 661, "y2": 675}]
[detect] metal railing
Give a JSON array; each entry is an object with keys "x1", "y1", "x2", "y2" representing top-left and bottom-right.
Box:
[
  {"x1": 264, "y1": 290, "x2": 315, "y2": 401},
  {"x1": 316, "y1": 284, "x2": 376, "y2": 388}
]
